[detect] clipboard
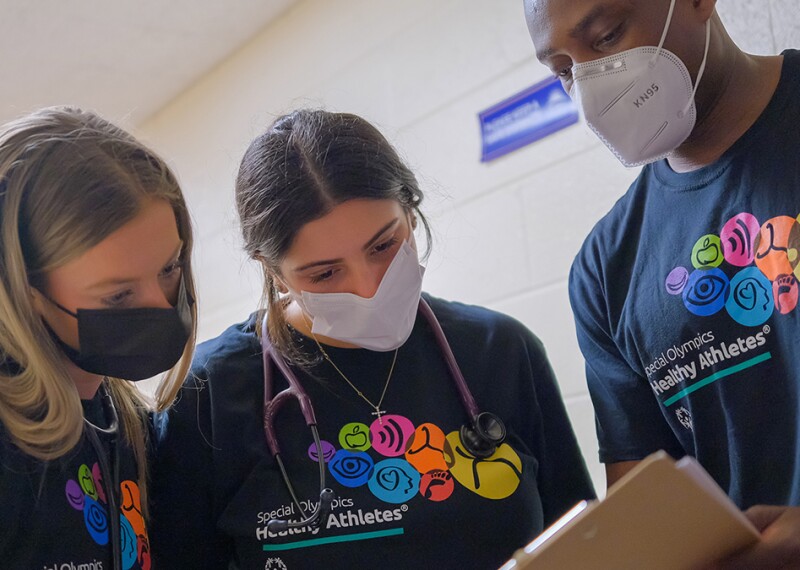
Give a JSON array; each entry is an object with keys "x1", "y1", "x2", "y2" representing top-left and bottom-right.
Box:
[{"x1": 499, "y1": 451, "x2": 760, "y2": 570}]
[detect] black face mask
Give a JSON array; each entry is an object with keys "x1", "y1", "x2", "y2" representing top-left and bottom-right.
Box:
[{"x1": 46, "y1": 284, "x2": 192, "y2": 381}]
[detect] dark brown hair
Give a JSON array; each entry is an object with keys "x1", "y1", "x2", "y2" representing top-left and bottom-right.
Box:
[{"x1": 235, "y1": 109, "x2": 431, "y2": 362}]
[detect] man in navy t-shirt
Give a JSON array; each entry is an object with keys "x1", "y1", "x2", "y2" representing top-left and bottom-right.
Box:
[{"x1": 525, "y1": 0, "x2": 800, "y2": 566}]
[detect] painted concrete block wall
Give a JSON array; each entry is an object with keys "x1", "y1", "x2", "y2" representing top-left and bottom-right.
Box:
[{"x1": 137, "y1": 0, "x2": 799, "y2": 494}]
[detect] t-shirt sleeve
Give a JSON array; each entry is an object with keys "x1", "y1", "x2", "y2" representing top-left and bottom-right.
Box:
[
  {"x1": 522, "y1": 332, "x2": 597, "y2": 526},
  {"x1": 569, "y1": 248, "x2": 683, "y2": 464},
  {"x1": 149, "y1": 373, "x2": 232, "y2": 569}
]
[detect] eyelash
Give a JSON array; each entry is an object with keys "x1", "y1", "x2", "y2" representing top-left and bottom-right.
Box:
[
  {"x1": 307, "y1": 237, "x2": 400, "y2": 284},
  {"x1": 160, "y1": 258, "x2": 184, "y2": 279},
  {"x1": 100, "y1": 259, "x2": 184, "y2": 306},
  {"x1": 594, "y1": 23, "x2": 624, "y2": 50},
  {"x1": 101, "y1": 290, "x2": 134, "y2": 307}
]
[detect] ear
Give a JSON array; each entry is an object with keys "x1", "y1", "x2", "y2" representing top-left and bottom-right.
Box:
[
  {"x1": 254, "y1": 253, "x2": 289, "y2": 294},
  {"x1": 29, "y1": 287, "x2": 48, "y2": 317},
  {"x1": 690, "y1": 0, "x2": 716, "y2": 22},
  {"x1": 406, "y1": 210, "x2": 418, "y2": 231},
  {"x1": 273, "y1": 276, "x2": 289, "y2": 295}
]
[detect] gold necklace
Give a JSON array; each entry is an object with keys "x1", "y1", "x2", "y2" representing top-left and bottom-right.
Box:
[{"x1": 305, "y1": 319, "x2": 398, "y2": 424}]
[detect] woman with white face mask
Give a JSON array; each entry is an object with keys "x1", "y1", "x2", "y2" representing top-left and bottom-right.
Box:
[
  {"x1": 150, "y1": 109, "x2": 595, "y2": 569},
  {"x1": 0, "y1": 106, "x2": 198, "y2": 570}
]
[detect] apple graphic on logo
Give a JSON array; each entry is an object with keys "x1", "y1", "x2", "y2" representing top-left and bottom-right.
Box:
[
  {"x1": 339, "y1": 422, "x2": 371, "y2": 451},
  {"x1": 694, "y1": 236, "x2": 721, "y2": 267}
]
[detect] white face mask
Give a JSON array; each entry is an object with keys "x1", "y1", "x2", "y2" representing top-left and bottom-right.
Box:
[
  {"x1": 570, "y1": 0, "x2": 711, "y2": 167},
  {"x1": 291, "y1": 240, "x2": 425, "y2": 352}
]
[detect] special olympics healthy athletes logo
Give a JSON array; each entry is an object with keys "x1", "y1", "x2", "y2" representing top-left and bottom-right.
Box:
[
  {"x1": 665, "y1": 212, "x2": 800, "y2": 327},
  {"x1": 309, "y1": 414, "x2": 523, "y2": 505},
  {"x1": 65, "y1": 465, "x2": 151, "y2": 569}
]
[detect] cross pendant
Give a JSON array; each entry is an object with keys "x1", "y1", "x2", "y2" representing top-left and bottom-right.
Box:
[{"x1": 371, "y1": 408, "x2": 387, "y2": 424}]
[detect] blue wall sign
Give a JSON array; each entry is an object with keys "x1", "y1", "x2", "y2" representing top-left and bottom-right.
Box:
[{"x1": 478, "y1": 76, "x2": 578, "y2": 162}]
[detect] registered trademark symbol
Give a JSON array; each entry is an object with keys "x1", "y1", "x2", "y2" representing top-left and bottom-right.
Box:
[
  {"x1": 763, "y1": 325, "x2": 771, "y2": 334},
  {"x1": 400, "y1": 504, "x2": 409, "y2": 512}
]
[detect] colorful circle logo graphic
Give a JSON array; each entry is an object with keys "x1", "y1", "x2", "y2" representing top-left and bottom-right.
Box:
[
  {"x1": 420, "y1": 470, "x2": 455, "y2": 502},
  {"x1": 754, "y1": 216, "x2": 800, "y2": 281},
  {"x1": 308, "y1": 439, "x2": 337, "y2": 463},
  {"x1": 405, "y1": 423, "x2": 449, "y2": 474},
  {"x1": 368, "y1": 459, "x2": 420, "y2": 503},
  {"x1": 725, "y1": 267, "x2": 774, "y2": 326},
  {"x1": 665, "y1": 266, "x2": 690, "y2": 296},
  {"x1": 721, "y1": 213, "x2": 760, "y2": 267},
  {"x1": 444, "y1": 431, "x2": 522, "y2": 500},
  {"x1": 339, "y1": 423, "x2": 371, "y2": 452},
  {"x1": 691, "y1": 234, "x2": 724, "y2": 269},
  {"x1": 683, "y1": 268, "x2": 730, "y2": 317},
  {"x1": 773, "y1": 274, "x2": 799, "y2": 314},
  {"x1": 328, "y1": 450, "x2": 374, "y2": 488},
  {"x1": 370, "y1": 415, "x2": 415, "y2": 457}
]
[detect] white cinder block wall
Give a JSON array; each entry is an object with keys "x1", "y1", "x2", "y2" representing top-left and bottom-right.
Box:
[{"x1": 137, "y1": 0, "x2": 798, "y2": 494}]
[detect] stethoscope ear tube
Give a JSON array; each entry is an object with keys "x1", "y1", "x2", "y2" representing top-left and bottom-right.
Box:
[{"x1": 418, "y1": 300, "x2": 507, "y2": 457}]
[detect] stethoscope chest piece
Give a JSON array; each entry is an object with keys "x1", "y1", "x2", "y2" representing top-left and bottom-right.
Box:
[{"x1": 459, "y1": 411, "x2": 507, "y2": 459}]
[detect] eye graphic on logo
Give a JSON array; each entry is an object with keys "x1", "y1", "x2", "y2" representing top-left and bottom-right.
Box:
[
  {"x1": 726, "y1": 267, "x2": 774, "y2": 326},
  {"x1": 370, "y1": 414, "x2": 415, "y2": 457},
  {"x1": 338, "y1": 422, "x2": 371, "y2": 452},
  {"x1": 721, "y1": 213, "x2": 760, "y2": 267},
  {"x1": 307, "y1": 439, "x2": 336, "y2": 463},
  {"x1": 691, "y1": 234, "x2": 724, "y2": 269},
  {"x1": 683, "y1": 268, "x2": 730, "y2": 316},
  {"x1": 83, "y1": 496, "x2": 109, "y2": 546},
  {"x1": 665, "y1": 266, "x2": 690, "y2": 296},
  {"x1": 368, "y1": 459, "x2": 420, "y2": 503},
  {"x1": 328, "y1": 450, "x2": 374, "y2": 488}
]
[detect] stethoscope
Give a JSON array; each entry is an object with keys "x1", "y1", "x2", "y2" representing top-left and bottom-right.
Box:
[
  {"x1": 261, "y1": 297, "x2": 507, "y2": 533},
  {"x1": 84, "y1": 382, "x2": 123, "y2": 570}
]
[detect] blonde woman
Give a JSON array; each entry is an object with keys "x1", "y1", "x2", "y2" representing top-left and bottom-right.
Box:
[{"x1": 0, "y1": 106, "x2": 197, "y2": 570}]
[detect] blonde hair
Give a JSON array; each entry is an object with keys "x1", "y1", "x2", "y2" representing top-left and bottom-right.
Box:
[{"x1": 0, "y1": 106, "x2": 197, "y2": 503}]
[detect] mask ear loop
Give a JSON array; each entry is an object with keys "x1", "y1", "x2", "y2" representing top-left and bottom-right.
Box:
[
  {"x1": 678, "y1": 18, "x2": 711, "y2": 119},
  {"x1": 650, "y1": 0, "x2": 678, "y2": 69}
]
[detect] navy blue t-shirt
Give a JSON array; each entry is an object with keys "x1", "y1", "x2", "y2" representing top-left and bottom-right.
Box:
[
  {"x1": 0, "y1": 391, "x2": 153, "y2": 570},
  {"x1": 569, "y1": 50, "x2": 800, "y2": 508},
  {"x1": 149, "y1": 295, "x2": 594, "y2": 569}
]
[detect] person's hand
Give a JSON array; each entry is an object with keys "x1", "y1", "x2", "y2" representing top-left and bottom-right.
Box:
[{"x1": 704, "y1": 505, "x2": 800, "y2": 569}]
